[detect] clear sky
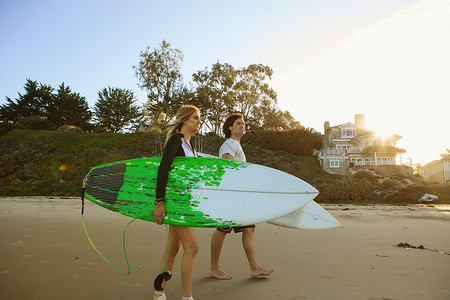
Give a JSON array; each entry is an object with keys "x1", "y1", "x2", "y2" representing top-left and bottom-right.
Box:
[{"x1": 1, "y1": 0, "x2": 448, "y2": 165}]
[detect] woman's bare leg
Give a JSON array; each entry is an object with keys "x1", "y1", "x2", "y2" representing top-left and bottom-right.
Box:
[
  {"x1": 171, "y1": 226, "x2": 199, "y2": 298},
  {"x1": 158, "y1": 225, "x2": 181, "y2": 291}
]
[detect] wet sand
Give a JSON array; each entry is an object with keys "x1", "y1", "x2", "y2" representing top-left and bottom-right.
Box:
[{"x1": 0, "y1": 197, "x2": 449, "y2": 300}]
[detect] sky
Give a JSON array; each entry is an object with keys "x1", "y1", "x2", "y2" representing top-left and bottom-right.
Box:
[{"x1": 1, "y1": 0, "x2": 449, "y2": 165}]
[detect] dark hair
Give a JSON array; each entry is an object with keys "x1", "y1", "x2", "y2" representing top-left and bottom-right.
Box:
[{"x1": 222, "y1": 113, "x2": 244, "y2": 138}]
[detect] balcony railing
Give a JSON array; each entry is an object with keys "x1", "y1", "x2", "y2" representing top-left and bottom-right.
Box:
[
  {"x1": 322, "y1": 147, "x2": 362, "y2": 156},
  {"x1": 348, "y1": 147, "x2": 363, "y2": 153},
  {"x1": 322, "y1": 149, "x2": 345, "y2": 156},
  {"x1": 352, "y1": 161, "x2": 395, "y2": 166}
]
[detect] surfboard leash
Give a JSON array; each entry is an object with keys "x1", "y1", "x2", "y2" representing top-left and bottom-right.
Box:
[
  {"x1": 80, "y1": 187, "x2": 172, "y2": 286},
  {"x1": 154, "y1": 221, "x2": 172, "y2": 291},
  {"x1": 81, "y1": 187, "x2": 136, "y2": 275}
]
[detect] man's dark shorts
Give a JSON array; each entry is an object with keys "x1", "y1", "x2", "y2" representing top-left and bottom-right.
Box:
[{"x1": 216, "y1": 225, "x2": 255, "y2": 233}]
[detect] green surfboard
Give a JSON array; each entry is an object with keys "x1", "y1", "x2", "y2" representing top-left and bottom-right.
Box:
[{"x1": 82, "y1": 157, "x2": 319, "y2": 227}]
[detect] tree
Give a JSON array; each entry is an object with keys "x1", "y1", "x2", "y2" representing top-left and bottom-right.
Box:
[
  {"x1": 94, "y1": 87, "x2": 141, "y2": 133},
  {"x1": 280, "y1": 110, "x2": 303, "y2": 130},
  {"x1": 192, "y1": 62, "x2": 237, "y2": 134},
  {"x1": 0, "y1": 79, "x2": 53, "y2": 125},
  {"x1": 133, "y1": 40, "x2": 186, "y2": 129},
  {"x1": 233, "y1": 64, "x2": 277, "y2": 129},
  {"x1": 252, "y1": 99, "x2": 284, "y2": 130},
  {"x1": 46, "y1": 83, "x2": 93, "y2": 131},
  {"x1": 1, "y1": 79, "x2": 93, "y2": 132}
]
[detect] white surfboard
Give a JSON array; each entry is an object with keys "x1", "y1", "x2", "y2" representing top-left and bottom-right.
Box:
[
  {"x1": 190, "y1": 159, "x2": 320, "y2": 226},
  {"x1": 268, "y1": 200, "x2": 341, "y2": 229},
  {"x1": 198, "y1": 152, "x2": 340, "y2": 229},
  {"x1": 83, "y1": 156, "x2": 320, "y2": 227}
]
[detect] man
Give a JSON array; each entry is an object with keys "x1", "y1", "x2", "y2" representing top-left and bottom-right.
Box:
[{"x1": 209, "y1": 113, "x2": 274, "y2": 280}]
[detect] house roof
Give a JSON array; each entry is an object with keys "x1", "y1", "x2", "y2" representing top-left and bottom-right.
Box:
[
  {"x1": 421, "y1": 159, "x2": 442, "y2": 169},
  {"x1": 338, "y1": 122, "x2": 359, "y2": 129},
  {"x1": 326, "y1": 120, "x2": 402, "y2": 142},
  {"x1": 420, "y1": 155, "x2": 450, "y2": 169},
  {"x1": 350, "y1": 130, "x2": 402, "y2": 142}
]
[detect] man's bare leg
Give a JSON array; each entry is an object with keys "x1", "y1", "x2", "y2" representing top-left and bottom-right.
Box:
[
  {"x1": 209, "y1": 230, "x2": 232, "y2": 280},
  {"x1": 242, "y1": 227, "x2": 274, "y2": 278}
]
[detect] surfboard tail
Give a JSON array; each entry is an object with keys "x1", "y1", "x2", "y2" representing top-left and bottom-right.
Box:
[{"x1": 268, "y1": 201, "x2": 341, "y2": 230}]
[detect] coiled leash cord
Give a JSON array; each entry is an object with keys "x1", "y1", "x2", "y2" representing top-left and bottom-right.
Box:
[
  {"x1": 81, "y1": 192, "x2": 136, "y2": 275},
  {"x1": 153, "y1": 223, "x2": 172, "y2": 291},
  {"x1": 81, "y1": 191, "x2": 171, "y2": 286},
  {"x1": 81, "y1": 213, "x2": 136, "y2": 275}
]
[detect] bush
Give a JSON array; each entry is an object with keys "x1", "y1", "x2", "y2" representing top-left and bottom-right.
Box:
[
  {"x1": 241, "y1": 128, "x2": 323, "y2": 156},
  {"x1": 16, "y1": 116, "x2": 54, "y2": 130},
  {"x1": 382, "y1": 178, "x2": 393, "y2": 189},
  {"x1": 354, "y1": 170, "x2": 378, "y2": 185},
  {"x1": 323, "y1": 178, "x2": 373, "y2": 202}
]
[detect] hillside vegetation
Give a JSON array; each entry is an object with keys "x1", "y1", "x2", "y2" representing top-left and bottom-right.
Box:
[
  {"x1": 0, "y1": 129, "x2": 333, "y2": 197},
  {"x1": 1, "y1": 129, "x2": 448, "y2": 204}
]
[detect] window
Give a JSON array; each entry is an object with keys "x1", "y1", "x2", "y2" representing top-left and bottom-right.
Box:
[
  {"x1": 350, "y1": 158, "x2": 363, "y2": 166},
  {"x1": 377, "y1": 157, "x2": 392, "y2": 165},
  {"x1": 337, "y1": 145, "x2": 352, "y2": 150},
  {"x1": 330, "y1": 160, "x2": 339, "y2": 168},
  {"x1": 341, "y1": 128, "x2": 356, "y2": 138}
]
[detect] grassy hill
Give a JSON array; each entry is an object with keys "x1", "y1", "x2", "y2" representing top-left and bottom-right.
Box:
[
  {"x1": 0, "y1": 129, "x2": 334, "y2": 197},
  {"x1": 1, "y1": 129, "x2": 448, "y2": 204}
]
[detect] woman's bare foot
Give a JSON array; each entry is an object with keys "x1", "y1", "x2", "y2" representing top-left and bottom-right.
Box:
[
  {"x1": 209, "y1": 267, "x2": 232, "y2": 280},
  {"x1": 250, "y1": 267, "x2": 274, "y2": 278}
]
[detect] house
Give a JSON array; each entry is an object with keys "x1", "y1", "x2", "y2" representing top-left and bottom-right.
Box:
[
  {"x1": 318, "y1": 114, "x2": 403, "y2": 175},
  {"x1": 417, "y1": 155, "x2": 450, "y2": 185}
]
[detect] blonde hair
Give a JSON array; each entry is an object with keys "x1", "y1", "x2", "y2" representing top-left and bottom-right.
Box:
[{"x1": 166, "y1": 105, "x2": 200, "y2": 143}]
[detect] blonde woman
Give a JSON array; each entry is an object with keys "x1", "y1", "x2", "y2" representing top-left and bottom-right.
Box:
[{"x1": 153, "y1": 105, "x2": 201, "y2": 300}]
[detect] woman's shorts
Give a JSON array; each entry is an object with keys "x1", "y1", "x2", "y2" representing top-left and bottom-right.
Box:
[{"x1": 216, "y1": 224, "x2": 255, "y2": 233}]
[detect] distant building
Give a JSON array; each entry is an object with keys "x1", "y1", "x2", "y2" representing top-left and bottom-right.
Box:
[
  {"x1": 417, "y1": 155, "x2": 450, "y2": 185},
  {"x1": 318, "y1": 114, "x2": 403, "y2": 175}
]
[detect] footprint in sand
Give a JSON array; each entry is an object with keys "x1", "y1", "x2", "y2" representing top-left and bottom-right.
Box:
[
  {"x1": 10, "y1": 240, "x2": 24, "y2": 246},
  {"x1": 119, "y1": 282, "x2": 142, "y2": 287},
  {"x1": 39, "y1": 260, "x2": 51, "y2": 264},
  {"x1": 59, "y1": 273, "x2": 81, "y2": 278}
]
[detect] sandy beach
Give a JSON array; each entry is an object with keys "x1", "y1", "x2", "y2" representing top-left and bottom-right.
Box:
[{"x1": 0, "y1": 197, "x2": 449, "y2": 300}]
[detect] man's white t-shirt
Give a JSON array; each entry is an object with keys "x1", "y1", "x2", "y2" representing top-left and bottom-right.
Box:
[{"x1": 219, "y1": 138, "x2": 246, "y2": 162}]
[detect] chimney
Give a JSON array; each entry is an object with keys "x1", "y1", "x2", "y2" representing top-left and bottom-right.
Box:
[
  {"x1": 355, "y1": 114, "x2": 365, "y2": 130},
  {"x1": 324, "y1": 121, "x2": 330, "y2": 133}
]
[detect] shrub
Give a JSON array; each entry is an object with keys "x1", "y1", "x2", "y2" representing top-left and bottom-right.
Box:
[
  {"x1": 382, "y1": 178, "x2": 393, "y2": 189},
  {"x1": 16, "y1": 116, "x2": 53, "y2": 130},
  {"x1": 323, "y1": 178, "x2": 373, "y2": 202},
  {"x1": 354, "y1": 170, "x2": 378, "y2": 185},
  {"x1": 241, "y1": 128, "x2": 323, "y2": 156}
]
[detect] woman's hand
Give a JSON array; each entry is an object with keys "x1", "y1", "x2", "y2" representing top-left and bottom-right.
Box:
[{"x1": 154, "y1": 203, "x2": 166, "y2": 225}]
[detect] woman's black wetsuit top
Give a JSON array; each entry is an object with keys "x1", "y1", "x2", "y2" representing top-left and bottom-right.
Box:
[{"x1": 156, "y1": 134, "x2": 195, "y2": 201}]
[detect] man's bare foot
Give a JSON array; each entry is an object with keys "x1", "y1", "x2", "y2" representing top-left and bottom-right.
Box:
[
  {"x1": 209, "y1": 267, "x2": 232, "y2": 280},
  {"x1": 250, "y1": 267, "x2": 274, "y2": 278}
]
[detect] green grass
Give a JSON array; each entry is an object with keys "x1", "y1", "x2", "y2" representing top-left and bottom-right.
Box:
[{"x1": 1, "y1": 129, "x2": 448, "y2": 205}]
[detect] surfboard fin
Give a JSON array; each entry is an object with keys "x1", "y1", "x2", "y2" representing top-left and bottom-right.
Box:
[{"x1": 154, "y1": 271, "x2": 172, "y2": 291}]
